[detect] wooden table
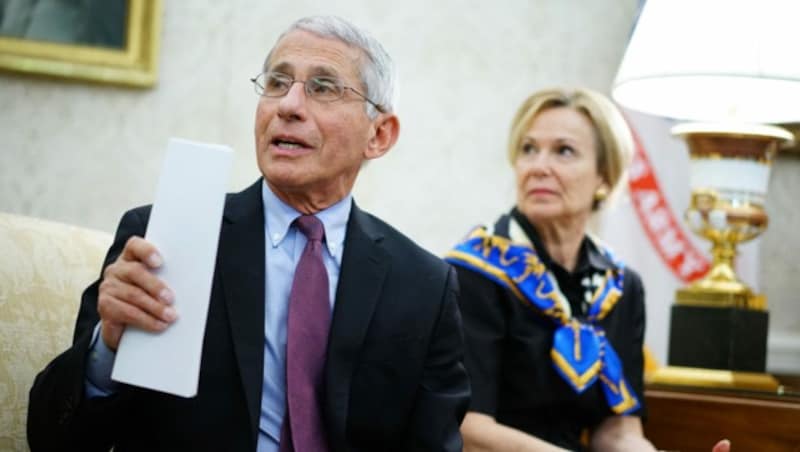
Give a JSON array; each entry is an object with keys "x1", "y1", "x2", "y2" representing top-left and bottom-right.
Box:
[{"x1": 644, "y1": 384, "x2": 800, "y2": 452}]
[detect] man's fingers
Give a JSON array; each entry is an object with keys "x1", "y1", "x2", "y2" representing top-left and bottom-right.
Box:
[
  {"x1": 95, "y1": 236, "x2": 176, "y2": 351},
  {"x1": 121, "y1": 236, "x2": 163, "y2": 269},
  {"x1": 98, "y1": 291, "x2": 172, "y2": 333},
  {"x1": 100, "y1": 319, "x2": 125, "y2": 352},
  {"x1": 99, "y1": 278, "x2": 177, "y2": 323},
  {"x1": 118, "y1": 260, "x2": 175, "y2": 305},
  {"x1": 98, "y1": 292, "x2": 171, "y2": 351},
  {"x1": 103, "y1": 259, "x2": 174, "y2": 305}
]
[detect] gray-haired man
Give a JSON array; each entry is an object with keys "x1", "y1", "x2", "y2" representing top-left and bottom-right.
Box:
[{"x1": 28, "y1": 15, "x2": 469, "y2": 452}]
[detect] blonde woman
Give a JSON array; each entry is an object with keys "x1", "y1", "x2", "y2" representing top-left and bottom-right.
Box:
[{"x1": 447, "y1": 88, "x2": 730, "y2": 452}]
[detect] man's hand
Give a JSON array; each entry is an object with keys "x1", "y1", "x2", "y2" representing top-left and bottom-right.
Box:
[{"x1": 97, "y1": 236, "x2": 177, "y2": 351}]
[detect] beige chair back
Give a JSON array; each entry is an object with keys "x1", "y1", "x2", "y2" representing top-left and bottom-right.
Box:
[{"x1": 0, "y1": 212, "x2": 111, "y2": 451}]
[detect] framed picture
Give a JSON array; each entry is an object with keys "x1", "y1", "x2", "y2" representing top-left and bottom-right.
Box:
[{"x1": 0, "y1": 0, "x2": 162, "y2": 88}]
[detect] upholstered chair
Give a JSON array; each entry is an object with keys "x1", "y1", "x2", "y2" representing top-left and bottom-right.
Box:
[{"x1": 0, "y1": 212, "x2": 111, "y2": 451}]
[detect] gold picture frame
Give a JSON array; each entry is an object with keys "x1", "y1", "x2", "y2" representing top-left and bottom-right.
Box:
[{"x1": 0, "y1": 0, "x2": 162, "y2": 88}]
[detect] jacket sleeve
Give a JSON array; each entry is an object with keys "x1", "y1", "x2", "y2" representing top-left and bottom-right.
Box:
[
  {"x1": 403, "y1": 266, "x2": 471, "y2": 452},
  {"x1": 622, "y1": 269, "x2": 648, "y2": 420},
  {"x1": 452, "y1": 264, "x2": 507, "y2": 417}
]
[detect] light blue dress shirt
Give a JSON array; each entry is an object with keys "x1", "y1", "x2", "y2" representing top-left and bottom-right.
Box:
[
  {"x1": 84, "y1": 181, "x2": 351, "y2": 452},
  {"x1": 258, "y1": 181, "x2": 349, "y2": 451}
]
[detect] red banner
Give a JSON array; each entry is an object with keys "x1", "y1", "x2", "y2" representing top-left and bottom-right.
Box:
[{"x1": 626, "y1": 122, "x2": 710, "y2": 283}]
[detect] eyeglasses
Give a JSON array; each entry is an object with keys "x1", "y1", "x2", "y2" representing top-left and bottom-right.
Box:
[{"x1": 250, "y1": 72, "x2": 385, "y2": 113}]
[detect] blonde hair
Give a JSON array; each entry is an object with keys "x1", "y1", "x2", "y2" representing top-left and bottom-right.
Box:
[{"x1": 507, "y1": 88, "x2": 633, "y2": 210}]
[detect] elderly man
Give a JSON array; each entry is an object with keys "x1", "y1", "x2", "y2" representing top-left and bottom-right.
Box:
[{"x1": 28, "y1": 15, "x2": 469, "y2": 452}]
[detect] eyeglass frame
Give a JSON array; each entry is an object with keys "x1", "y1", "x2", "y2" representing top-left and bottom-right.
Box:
[{"x1": 250, "y1": 71, "x2": 386, "y2": 114}]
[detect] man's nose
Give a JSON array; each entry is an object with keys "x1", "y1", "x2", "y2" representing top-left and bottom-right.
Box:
[{"x1": 277, "y1": 82, "x2": 308, "y2": 120}]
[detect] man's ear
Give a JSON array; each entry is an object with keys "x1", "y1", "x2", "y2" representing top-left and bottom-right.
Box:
[{"x1": 364, "y1": 113, "x2": 400, "y2": 160}]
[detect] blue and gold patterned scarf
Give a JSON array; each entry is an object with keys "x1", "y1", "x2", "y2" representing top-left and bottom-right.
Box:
[{"x1": 446, "y1": 224, "x2": 639, "y2": 414}]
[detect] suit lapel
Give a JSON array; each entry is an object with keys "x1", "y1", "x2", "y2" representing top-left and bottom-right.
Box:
[
  {"x1": 218, "y1": 180, "x2": 265, "y2": 440},
  {"x1": 324, "y1": 203, "x2": 390, "y2": 447}
]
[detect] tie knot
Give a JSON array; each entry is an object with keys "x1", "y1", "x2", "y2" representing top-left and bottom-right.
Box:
[{"x1": 295, "y1": 215, "x2": 325, "y2": 242}]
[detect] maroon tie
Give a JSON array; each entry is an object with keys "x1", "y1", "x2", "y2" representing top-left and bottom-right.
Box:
[{"x1": 280, "y1": 215, "x2": 331, "y2": 452}]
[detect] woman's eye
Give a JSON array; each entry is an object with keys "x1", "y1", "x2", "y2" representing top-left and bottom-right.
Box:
[
  {"x1": 558, "y1": 145, "x2": 575, "y2": 156},
  {"x1": 521, "y1": 143, "x2": 536, "y2": 154}
]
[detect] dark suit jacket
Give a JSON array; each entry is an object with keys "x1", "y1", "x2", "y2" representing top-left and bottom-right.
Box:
[{"x1": 27, "y1": 180, "x2": 470, "y2": 451}]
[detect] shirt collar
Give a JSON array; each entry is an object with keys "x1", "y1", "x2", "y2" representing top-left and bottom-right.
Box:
[{"x1": 262, "y1": 180, "x2": 352, "y2": 254}]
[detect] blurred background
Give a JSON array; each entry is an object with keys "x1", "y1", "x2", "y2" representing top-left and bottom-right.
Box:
[{"x1": 0, "y1": 0, "x2": 797, "y2": 373}]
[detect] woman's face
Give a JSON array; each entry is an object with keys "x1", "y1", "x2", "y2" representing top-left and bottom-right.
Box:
[{"x1": 514, "y1": 106, "x2": 608, "y2": 226}]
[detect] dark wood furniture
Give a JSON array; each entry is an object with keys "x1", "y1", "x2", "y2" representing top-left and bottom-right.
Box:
[{"x1": 644, "y1": 384, "x2": 800, "y2": 452}]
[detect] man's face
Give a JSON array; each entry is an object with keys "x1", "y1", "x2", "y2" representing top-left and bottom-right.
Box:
[{"x1": 254, "y1": 30, "x2": 380, "y2": 211}]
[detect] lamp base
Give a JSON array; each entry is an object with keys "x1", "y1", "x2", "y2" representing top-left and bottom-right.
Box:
[
  {"x1": 668, "y1": 304, "x2": 768, "y2": 372},
  {"x1": 676, "y1": 286, "x2": 765, "y2": 310},
  {"x1": 647, "y1": 365, "x2": 779, "y2": 392}
]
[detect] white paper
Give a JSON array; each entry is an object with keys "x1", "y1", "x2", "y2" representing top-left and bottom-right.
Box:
[{"x1": 111, "y1": 137, "x2": 233, "y2": 397}]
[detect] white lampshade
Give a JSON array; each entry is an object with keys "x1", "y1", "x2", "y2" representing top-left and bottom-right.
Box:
[{"x1": 612, "y1": 0, "x2": 800, "y2": 124}]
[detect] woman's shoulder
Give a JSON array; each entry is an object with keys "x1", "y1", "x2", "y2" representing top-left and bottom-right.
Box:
[
  {"x1": 451, "y1": 212, "x2": 513, "y2": 241},
  {"x1": 585, "y1": 235, "x2": 644, "y2": 279},
  {"x1": 620, "y1": 264, "x2": 644, "y2": 296},
  {"x1": 451, "y1": 258, "x2": 507, "y2": 296}
]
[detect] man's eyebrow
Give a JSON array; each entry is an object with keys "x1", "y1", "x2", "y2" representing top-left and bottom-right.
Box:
[
  {"x1": 267, "y1": 61, "x2": 292, "y2": 73},
  {"x1": 309, "y1": 66, "x2": 339, "y2": 78},
  {"x1": 267, "y1": 61, "x2": 342, "y2": 77}
]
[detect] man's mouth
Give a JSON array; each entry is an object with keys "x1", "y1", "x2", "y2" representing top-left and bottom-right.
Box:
[
  {"x1": 273, "y1": 139, "x2": 305, "y2": 149},
  {"x1": 270, "y1": 133, "x2": 312, "y2": 151}
]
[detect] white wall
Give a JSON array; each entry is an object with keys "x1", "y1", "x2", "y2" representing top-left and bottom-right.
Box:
[
  {"x1": 0, "y1": 0, "x2": 638, "y2": 244},
  {"x1": 2, "y1": 0, "x2": 797, "y2": 372}
]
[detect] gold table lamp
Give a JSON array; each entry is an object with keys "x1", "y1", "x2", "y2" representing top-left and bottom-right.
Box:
[
  {"x1": 673, "y1": 123, "x2": 794, "y2": 310},
  {"x1": 611, "y1": 0, "x2": 800, "y2": 390}
]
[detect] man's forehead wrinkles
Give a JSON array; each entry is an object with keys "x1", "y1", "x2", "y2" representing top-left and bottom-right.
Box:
[
  {"x1": 270, "y1": 61, "x2": 338, "y2": 75},
  {"x1": 267, "y1": 32, "x2": 362, "y2": 78},
  {"x1": 267, "y1": 57, "x2": 361, "y2": 83}
]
